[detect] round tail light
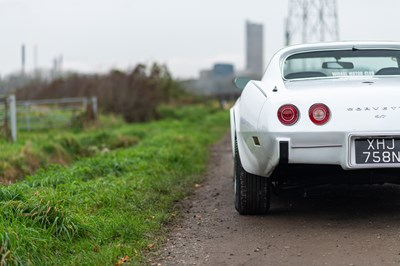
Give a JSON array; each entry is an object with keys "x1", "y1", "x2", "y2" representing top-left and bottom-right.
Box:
[
  {"x1": 309, "y1": 103, "x2": 330, "y2": 125},
  {"x1": 278, "y1": 104, "x2": 299, "y2": 126}
]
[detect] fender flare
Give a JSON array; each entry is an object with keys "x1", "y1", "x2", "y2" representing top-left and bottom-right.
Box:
[{"x1": 230, "y1": 107, "x2": 239, "y2": 158}]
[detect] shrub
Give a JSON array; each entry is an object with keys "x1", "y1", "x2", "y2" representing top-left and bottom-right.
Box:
[{"x1": 16, "y1": 64, "x2": 190, "y2": 123}]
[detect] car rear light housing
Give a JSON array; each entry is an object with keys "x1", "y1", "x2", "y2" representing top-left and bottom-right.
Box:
[
  {"x1": 277, "y1": 104, "x2": 299, "y2": 126},
  {"x1": 309, "y1": 103, "x2": 330, "y2": 125}
]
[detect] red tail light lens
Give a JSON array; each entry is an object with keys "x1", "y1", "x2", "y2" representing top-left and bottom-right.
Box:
[
  {"x1": 309, "y1": 103, "x2": 330, "y2": 125},
  {"x1": 278, "y1": 104, "x2": 299, "y2": 126}
]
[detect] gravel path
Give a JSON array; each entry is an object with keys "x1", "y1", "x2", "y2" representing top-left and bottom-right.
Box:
[{"x1": 151, "y1": 134, "x2": 400, "y2": 266}]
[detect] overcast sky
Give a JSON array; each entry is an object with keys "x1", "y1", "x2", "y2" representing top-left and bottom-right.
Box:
[{"x1": 1, "y1": 0, "x2": 400, "y2": 79}]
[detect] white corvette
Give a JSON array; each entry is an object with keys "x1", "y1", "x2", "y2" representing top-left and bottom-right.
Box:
[{"x1": 231, "y1": 41, "x2": 400, "y2": 214}]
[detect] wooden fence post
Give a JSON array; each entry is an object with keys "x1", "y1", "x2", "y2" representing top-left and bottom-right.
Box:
[{"x1": 9, "y1": 95, "x2": 17, "y2": 142}]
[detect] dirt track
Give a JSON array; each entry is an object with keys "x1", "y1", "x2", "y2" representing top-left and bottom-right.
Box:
[{"x1": 151, "y1": 134, "x2": 400, "y2": 266}]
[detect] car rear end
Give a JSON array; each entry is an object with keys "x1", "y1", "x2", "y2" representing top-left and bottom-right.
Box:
[
  {"x1": 257, "y1": 78, "x2": 400, "y2": 184},
  {"x1": 257, "y1": 45, "x2": 400, "y2": 184},
  {"x1": 232, "y1": 42, "x2": 400, "y2": 215}
]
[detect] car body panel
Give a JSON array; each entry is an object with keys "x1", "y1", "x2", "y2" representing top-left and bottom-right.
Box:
[{"x1": 231, "y1": 41, "x2": 400, "y2": 180}]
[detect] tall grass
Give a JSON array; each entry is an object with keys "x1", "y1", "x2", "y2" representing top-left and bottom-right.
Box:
[{"x1": 0, "y1": 106, "x2": 229, "y2": 265}]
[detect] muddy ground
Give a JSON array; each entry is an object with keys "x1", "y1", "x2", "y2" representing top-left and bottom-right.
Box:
[{"x1": 151, "y1": 134, "x2": 400, "y2": 266}]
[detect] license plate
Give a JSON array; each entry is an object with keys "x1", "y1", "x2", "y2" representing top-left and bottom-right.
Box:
[{"x1": 355, "y1": 138, "x2": 400, "y2": 164}]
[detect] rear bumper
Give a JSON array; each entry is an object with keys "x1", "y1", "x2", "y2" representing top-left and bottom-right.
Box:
[
  {"x1": 273, "y1": 163, "x2": 400, "y2": 185},
  {"x1": 238, "y1": 131, "x2": 400, "y2": 178}
]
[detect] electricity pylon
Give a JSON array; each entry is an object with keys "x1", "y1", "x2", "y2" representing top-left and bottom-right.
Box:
[{"x1": 285, "y1": 0, "x2": 339, "y2": 45}]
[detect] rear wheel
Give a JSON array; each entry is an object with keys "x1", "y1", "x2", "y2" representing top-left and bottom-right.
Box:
[{"x1": 234, "y1": 139, "x2": 271, "y2": 215}]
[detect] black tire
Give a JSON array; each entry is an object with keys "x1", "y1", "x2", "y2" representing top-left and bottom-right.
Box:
[{"x1": 234, "y1": 138, "x2": 271, "y2": 215}]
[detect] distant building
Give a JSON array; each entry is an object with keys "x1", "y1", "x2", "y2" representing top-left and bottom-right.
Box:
[
  {"x1": 246, "y1": 21, "x2": 264, "y2": 77},
  {"x1": 183, "y1": 20, "x2": 264, "y2": 97},
  {"x1": 212, "y1": 64, "x2": 234, "y2": 77},
  {"x1": 187, "y1": 63, "x2": 237, "y2": 96},
  {"x1": 199, "y1": 70, "x2": 212, "y2": 80},
  {"x1": 209, "y1": 63, "x2": 235, "y2": 95}
]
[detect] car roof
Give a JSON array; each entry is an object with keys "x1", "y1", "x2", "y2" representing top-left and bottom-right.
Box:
[{"x1": 277, "y1": 41, "x2": 400, "y2": 58}]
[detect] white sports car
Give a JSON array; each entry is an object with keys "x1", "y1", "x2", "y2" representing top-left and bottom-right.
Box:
[{"x1": 231, "y1": 41, "x2": 400, "y2": 214}]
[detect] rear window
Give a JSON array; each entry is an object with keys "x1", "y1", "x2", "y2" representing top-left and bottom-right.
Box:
[{"x1": 283, "y1": 49, "x2": 400, "y2": 80}]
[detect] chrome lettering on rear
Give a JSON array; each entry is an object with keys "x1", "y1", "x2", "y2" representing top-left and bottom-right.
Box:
[{"x1": 347, "y1": 106, "x2": 399, "y2": 112}]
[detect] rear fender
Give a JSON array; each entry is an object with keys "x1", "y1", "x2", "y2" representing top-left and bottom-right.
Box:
[
  {"x1": 230, "y1": 103, "x2": 240, "y2": 158},
  {"x1": 235, "y1": 82, "x2": 271, "y2": 176}
]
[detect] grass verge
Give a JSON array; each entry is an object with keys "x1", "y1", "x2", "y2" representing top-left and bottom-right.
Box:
[
  {"x1": 0, "y1": 114, "x2": 139, "y2": 184},
  {"x1": 0, "y1": 106, "x2": 229, "y2": 265}
]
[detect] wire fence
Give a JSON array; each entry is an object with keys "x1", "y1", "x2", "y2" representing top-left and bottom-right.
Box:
[
  {"x1": 0, "y1": 96, "x2": 97, "y2": 141},
  {"x1": 16, "y1": 97, "x2": 97, "y2": 131},
  {"x1": 0, "y1": 97, "x2": 7, "y2": 130}
]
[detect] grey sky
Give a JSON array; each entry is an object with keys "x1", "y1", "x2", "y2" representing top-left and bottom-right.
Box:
[{"x1": 1, "y1": 0, "x2": 400, "y2": 78}]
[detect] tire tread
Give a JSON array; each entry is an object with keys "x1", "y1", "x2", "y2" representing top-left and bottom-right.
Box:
[{"x1": 234, "y1": 139, "x2": 270, "y2": 215}]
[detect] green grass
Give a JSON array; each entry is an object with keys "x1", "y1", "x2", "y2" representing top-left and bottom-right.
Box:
[
  {"x1": 0, "y1": 105, "x2": 229, "y2": 265},
  {"x1": 0, "y1": 114, "x2": 139, "y2": 183}
]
